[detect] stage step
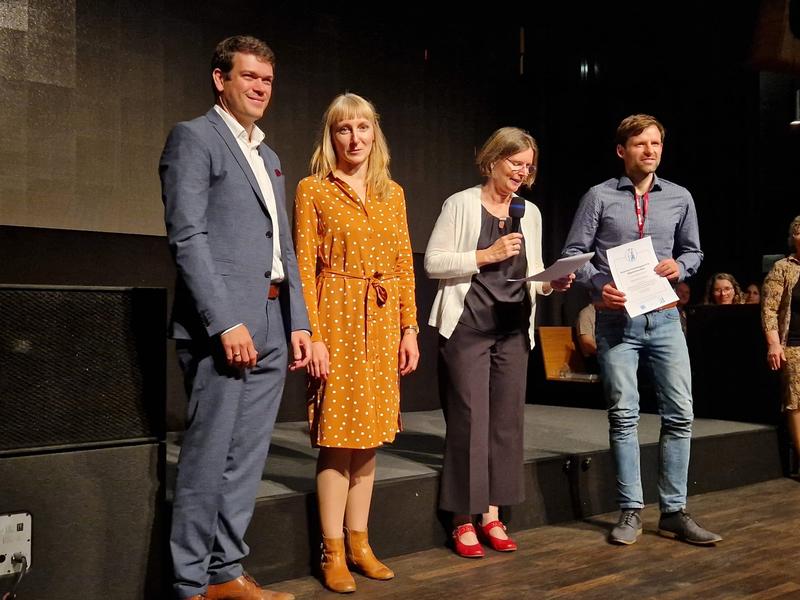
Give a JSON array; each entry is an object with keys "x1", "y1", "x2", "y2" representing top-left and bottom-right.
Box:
[{"x1": 166, "y1": 405, "x2": 783, "y2": 584}]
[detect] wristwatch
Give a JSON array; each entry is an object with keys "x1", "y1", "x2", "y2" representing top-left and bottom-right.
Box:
[{"x1": 402, "y1": 325, "x2": 419, "y2": 335}]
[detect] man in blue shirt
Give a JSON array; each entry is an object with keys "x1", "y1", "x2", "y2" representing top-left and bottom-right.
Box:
[{"x1": 562, "y1": 114, "x2": 721, "y2": 546}]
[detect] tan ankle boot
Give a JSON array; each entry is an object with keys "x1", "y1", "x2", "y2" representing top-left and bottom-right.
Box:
[
  {"x1": 321, "y1": 535, "x2": 356, "y2": 593},
  {"x1": 344, "y1": 527, "x2": 394, "y2": 580}
]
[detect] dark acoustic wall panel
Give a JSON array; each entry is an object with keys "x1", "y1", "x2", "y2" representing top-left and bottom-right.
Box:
[
  {"x1": 0, "y1": 286, "x2": 166, "y2": 454},
  {"x1": 687, "y1": 304, "x2": 782, "y2": 424},
  {"x1": 0, "y1": 444, "x2": 167, "y2": 600},
  {"x1": 398, "y1": 253, "x2": 440, "y2": 413},
  {"x1": 792, "y1": 0, "x2": 800, "y2": 38}
]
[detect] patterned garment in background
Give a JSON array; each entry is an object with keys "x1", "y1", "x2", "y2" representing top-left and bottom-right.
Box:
[
  {"x1": 762, "y1": 255, "x2": 800, "y2": 410},
  {"x1": 783, "y1": 347, "x2": 800, "y2": 411}
]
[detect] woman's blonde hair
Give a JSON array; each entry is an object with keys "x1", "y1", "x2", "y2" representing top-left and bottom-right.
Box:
[{"x1": 310, "y1": 93, "x2": 392, "y2": 201}]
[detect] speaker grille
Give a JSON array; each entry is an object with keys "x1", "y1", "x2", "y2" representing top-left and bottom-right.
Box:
[{"x1": 0, "y1": 286, "x2": 165, "y2": 453}]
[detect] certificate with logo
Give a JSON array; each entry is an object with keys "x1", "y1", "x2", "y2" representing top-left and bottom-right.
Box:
[{"x1": 606, "y1": 236, "x2": 678, "y2": 318}]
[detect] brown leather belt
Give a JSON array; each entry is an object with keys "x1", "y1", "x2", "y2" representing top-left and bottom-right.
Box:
[
  {"x1": 656, "y1": 301, "x2": 679, "y2": 311},
  {"x1": 268, "y1": 283, "x2": 281, "y2": 300},
  {"x1": 595, "y1": 300, "x2": 679, "y2": 313}
]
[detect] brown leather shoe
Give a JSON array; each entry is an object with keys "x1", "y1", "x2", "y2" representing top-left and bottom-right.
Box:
[
  {"x1": 320, "y1": 535, "x2": 356, "y2": 593},
  {"x1": 205, "y1": 573, "x2": 295, "y2": 600},
  {"x1": 344, "y1": 527, "x2": 394, "y2": 580}
]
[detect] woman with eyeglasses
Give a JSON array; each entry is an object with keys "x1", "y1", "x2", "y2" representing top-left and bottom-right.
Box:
[
  {"x1": 424, "y1": 127, "x2": 573, "y2": 558},
  {"x1": 704, "y1": 272, "x2": 744, "y2": 305}
]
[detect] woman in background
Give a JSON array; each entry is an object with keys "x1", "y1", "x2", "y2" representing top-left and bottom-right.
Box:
[
  {"x1": 704, "y1": 272, "x2": 744, "y2": 305},
  {"x1": 744, "y1": 282, "x2": 762, "y2": 304},
  {"x1": 762, "y1": 215, "x2": 800, "y2": 473}
]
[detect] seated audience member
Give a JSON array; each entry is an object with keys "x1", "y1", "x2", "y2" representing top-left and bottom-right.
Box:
[
  {"x1": 704, "y1": 272, "x2": 744, "y2": 305},
  {"x1": 744, "y1": 282, "x2": 762, "y2": 305},
  {"x1": 676, "y1": 281, "x2": 691, "y2": 333},
  {"x1": 575, "y1": 302, "x2": 598, "y2": 372}
]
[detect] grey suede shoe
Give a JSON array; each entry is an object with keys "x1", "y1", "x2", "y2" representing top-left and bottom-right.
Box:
[
  {"x1": 609, "y1": 509, "x2": 642, "y2": 545},
  {"x1": 658, "y1": 510, "x2": 722, "y2": 545}
]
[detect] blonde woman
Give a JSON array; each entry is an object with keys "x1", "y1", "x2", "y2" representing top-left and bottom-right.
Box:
[{"x1": 293, "y1": 93, "x2": 418, "y2": 592}]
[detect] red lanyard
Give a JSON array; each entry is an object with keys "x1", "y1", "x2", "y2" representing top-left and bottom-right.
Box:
[{"x1": 634, "y1": 192, "x2": 649, "y2": 239}]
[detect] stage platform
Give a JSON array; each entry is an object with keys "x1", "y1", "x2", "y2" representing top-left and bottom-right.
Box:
[{"x1": 166, "y1": 406, "x2": 784, "y2": 584}]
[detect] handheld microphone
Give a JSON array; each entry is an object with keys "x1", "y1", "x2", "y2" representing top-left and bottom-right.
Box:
[{"x1": 509, "y1": 197, "x2": 526, "y2": 234}]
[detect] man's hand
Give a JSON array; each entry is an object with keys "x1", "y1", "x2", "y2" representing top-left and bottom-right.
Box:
[
  {"x1": 601, "y1": 283, "x2": 627, "y2": 310},
  {"x1": 289, "y1": 330, "x2": 312, "y2": 371},
  {"x1": 398, "y1": 331, "x2": 420, "y2": 376},
  {"x1": 309, "y1": 341, "x2": 330, "y2": 380},
  {"x1": 654, "y1": 258, "x2": 681, "y2": 281},
  {"x1": 221, "y1": 324, "x2": 257, "y2": 368}
]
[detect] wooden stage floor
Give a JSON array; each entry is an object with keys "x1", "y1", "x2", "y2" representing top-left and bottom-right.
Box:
[{"x1": 273, "y1": 478, "x2": 800, "y2": 600}]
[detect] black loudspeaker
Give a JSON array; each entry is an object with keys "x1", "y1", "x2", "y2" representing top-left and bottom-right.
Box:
[
  {"x1": 0, "y1": 445, "x2": 167, "y2": 600},
  {"x1": 0, "y1": 285, "x2": 165, "y2": 453},
  {"x1": 0, "y1": 286, "x2": 168, "y2": 599}
]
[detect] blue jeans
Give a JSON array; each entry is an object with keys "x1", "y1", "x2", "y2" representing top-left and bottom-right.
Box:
[{"x1": 595, "y1": 307, "x2": 693, "y2": 513}]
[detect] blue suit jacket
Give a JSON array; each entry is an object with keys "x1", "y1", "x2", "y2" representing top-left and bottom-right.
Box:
[{"x1": 160, "y1": 108, "x2": 310, "y2": 349}]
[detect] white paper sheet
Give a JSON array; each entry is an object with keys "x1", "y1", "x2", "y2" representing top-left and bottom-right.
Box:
[{"x1": 507, "y1": 252, "x2": 594, "y2": 283}]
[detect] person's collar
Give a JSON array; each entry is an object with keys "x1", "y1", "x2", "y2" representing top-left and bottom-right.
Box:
[
  {"x1": 617, "y1": 173, "x2": 661, "y2": 193},
  {"x1": 213, "y1": 104, "x2": 265, "y2": 146}
]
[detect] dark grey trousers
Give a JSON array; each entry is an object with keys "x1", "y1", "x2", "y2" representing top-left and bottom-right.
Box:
[
  {"x1": 438, "y1": 324, "x2": 528, "y2": 515},
  {"x1": 171, "y1": 298, "x2": 287, "y2": 599}
]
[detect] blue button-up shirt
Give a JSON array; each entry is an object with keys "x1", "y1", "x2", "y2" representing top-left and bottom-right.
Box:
[{"x1": 562, "y1": 174, "x2": 702, "y2": 300}]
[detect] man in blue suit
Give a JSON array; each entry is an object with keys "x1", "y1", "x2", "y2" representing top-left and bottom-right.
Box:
[{"x1": 160, "y1": 35, "x2": 311, "y2": 600}]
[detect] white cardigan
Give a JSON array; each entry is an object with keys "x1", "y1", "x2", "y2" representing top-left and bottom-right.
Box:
[{"x1": 424, "y1": 185, "x2": 550, "y2": 349}]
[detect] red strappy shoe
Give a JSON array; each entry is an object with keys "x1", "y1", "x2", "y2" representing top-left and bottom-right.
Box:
[
  {"x1": 452, "y1": 523, "x2": 485, "y2": 558},
  {"x1": 479, "y1": 520, "x2": 518, "y2": 552}
]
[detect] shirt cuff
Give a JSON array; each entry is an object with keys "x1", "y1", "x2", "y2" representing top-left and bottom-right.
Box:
[{"x1": 221, "y1": 323, "x2": 244, "y2": 336}]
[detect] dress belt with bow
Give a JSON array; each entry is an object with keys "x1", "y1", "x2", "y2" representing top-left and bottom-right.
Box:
[{"x1": 319, "y1": 268, "x2": 396, "y2": 307}]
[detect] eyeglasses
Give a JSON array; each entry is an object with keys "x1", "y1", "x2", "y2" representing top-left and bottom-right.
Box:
[{"x1": 505, "y1": 158, "x2": 536, "y2": 174}]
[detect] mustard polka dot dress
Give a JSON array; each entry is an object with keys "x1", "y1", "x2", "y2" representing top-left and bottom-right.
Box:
[{"x1": 293, "y1": 173, "x2": 418, "y2": 448}]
